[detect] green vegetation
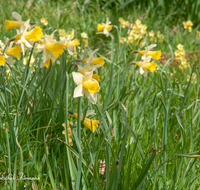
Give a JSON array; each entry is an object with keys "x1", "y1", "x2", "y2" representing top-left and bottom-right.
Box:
[{"x1": 0, "y1": 0, "x2": 199, "y2": 189}]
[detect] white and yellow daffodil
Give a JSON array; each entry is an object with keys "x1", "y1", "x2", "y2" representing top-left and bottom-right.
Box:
[
  {"x1": 60, "y1": 35, "x2": 80, "y2": 56},
  {"x1": 77, "y1": 49, "x2": 105, "y2": 75},
  {"x1": 14, "y1": 20, "x2": 43, "y2": 55},
  {"x1": 37, "y1": 31, "x2": 65, "y2": 68},
  {"x1": 138, "y1": 44, "x2": 161, "y2": 60},
  {"x1": 97, "y1": 18, "x2": 112, "y2": 37},
  {"x1": 135, "y1": 55, "x2": 157, "y2": 77},
  {"x1": 72, "y1": 71, "x2": 100, "y2": 104},
  {"x1": 73, "y1": 110, "x2": 99, "y2": 132},
  {"x1": 5, "y1": 12, "x2": 25, "y2": 30},
  {"x1": 4, "y1": 41, "x2": 21, "y2": 65}
]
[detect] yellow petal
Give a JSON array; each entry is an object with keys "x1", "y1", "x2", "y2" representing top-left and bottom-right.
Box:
[
  {"x1": 92, "y1": 73, "x2": 100, "y2": 82},
  {"x1": 45, "y1": 42, "x2": 65, "y2": 59},
  {"x1": 14, "y1": 33, "x2": 23, "y2": 42},
  {"x1": 143, "y1": 61, "x2": 157, "y2": 72},
  {"x1": 90, "y1": 57, "x2": 105, "y2": 66},
  {"x1": 6, "y1": 46, "x2": 21, "y2": 58},
  {"x1": 106, "y1": 25, "x2": 112, "y2": 30},
  {"x1": 0, "y1": 55, "x2": 6, "y2": 66},
  {"x1": 65, "y1": 38, "x2": 80, "y2": 48},
  {"x1": 73, "y1": 113, "x2": 99, "y2": 133},
  {"x1": 62, "y1": 123, "x2": 73, "y2": 146},
  {"x1": 97, "y1": 24, "x2": 105, "y2": 31},
  {"x1": 68, "y1": 39, "x2": 80, "y2": 47},
  {"x1": 5, "y1": 20, "x2": 21, "y2": 30},
  {"x1": 44, "y1": 57, "x2": 53, "y2": 68},
  {"x1": 83, "y1": 80, "x2": 100, "y2": 93},
  {"x1": 25, "y1": 26, "x2": 43, "y2": 41}
]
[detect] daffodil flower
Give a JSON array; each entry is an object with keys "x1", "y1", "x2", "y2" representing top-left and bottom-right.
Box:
[
  {"x1": 14, "y1": 20, "x2": 43, "y2": 55},
  {"x1": 73, "y1": 110, "x2": 99, "y2": 132},
  {"x1": 97, "y1": 18, "x2": 112, "y2": 37},
  {"x1": 4, "y1": 41, "x2": 21, "y2": 65},
  {"x1": 136, "y1": 55, "x2": 157, "y2": 77},
  {"x1": 62, "y1": 123, "x2": 73, "y2": 146},
  {"x1": 77, "y1": 49, "x2": 105, "y2": 75},
  {"x1": 138, "y1": 44, "x2": 161, "y2": 60},
  {"x1": 5, "y1": 12, "x2": 25, "y2": 30},
  {"x1": 37, "y1": 31, "x2": 65, "y2": 68},
  {"x1": 72, "y1": 71, "x2": 100, "y2": 104},
  {"x1": 60, "y1": 35, "x2": 80, "y2": 55}
]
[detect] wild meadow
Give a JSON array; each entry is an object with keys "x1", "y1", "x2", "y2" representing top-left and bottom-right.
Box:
[{"x1": 0, "y1": 0, "x2": 200, "y2": 189}]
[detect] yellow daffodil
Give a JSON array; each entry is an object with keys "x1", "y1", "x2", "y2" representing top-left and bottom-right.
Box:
[
  {"x1": 5, "y1": 12, "x2": 25, "y2": 30},
  {"x1": 138, "y1": 44, "x2": 161, "y2": 60},
  {"x1": 183, "y1": 20, "x2": 193, "y2": 32},
  {"x1": 179, "y1": 59, "x2": 188, "y2": 70},
  {"x1": 118, "y1": 17, "x2": 129, "y2": 28},
  {"x1": 14, "y1": 20, "x2": 43, "y2": 55},
  {"x1": 0, "y1": 55, "x2": 6, "y2": 66},
  {"x1": 97, "y1": 18, "x2": 112, "y2": 37},
  {"x1": 37, "y1": 31, "x2": 65, "y2": 68},
  {"x1": 62, "y1": 123, "x2": 73, "y2": 146},
  {"x1": 4, "y1": 41, "x2": 21, "y2": 65},
  {"x1": 73, "y1": 110, "x2": 99, "y2": 132},
  {"x1": 40, "y1": 18, "x2": 48, "y2": 26},
  {"x1": 81, "y1": 32, "x2": 88, "y2": 39},
  {"x1": 149, "y1": 30, "x2": 155, "y2": 37},
  {"x1": 177, "y1": 44, "x2": 184, "y2": 51},
  {"x1": 72, "y1": 71, "x2": 100, "y2": 104}
]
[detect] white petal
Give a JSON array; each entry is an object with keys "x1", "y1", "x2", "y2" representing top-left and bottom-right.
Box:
[
  {"x1": 21, "y1": 44, "x2": 25, "y2": 55},
  {"x1": 6, "y1": 56, "x2": 14, "y2": 65},
  {"x1": 67, "y1": 49, "x2": 74, "y2": 56},
  {"x1": 72, "y1": 72, "x2": 84, "y2": 85},
  {"x1": 146, "y1": 44, "x2": 157, "y2": 52},
  {"x1": 22, "y1": 38, "x2": 32, "y2": 49},
  {"x1": 43, "y1": 49, "x2": 49, "y2": 63},
  {"x1": 139, "y1": 67, "x2": 144, "y2": 75},
  {"x1": 87, "y1": 49, "x2": 99, "y2": 63},
  {"x1": 77, "y1": 65, "x2": 83, "y2": 73},
  {"x1": 83, "y1": 71, "x2": 93, "y2": 80},
  {"x1": 86, "y1": 110, "x2": 95, "y2": 116},
  {"x1": 83, "y1": 89, "x2": 96, "y2": 104},
  {"x1": 143, "y1": 69, "x2": 148, "y2": 77},
  {"x1": 12, "y1": 12, "x2": 22, "y2": 22},
  {"x1": 74, "y1": 84, "x2": 83, "y2": 98}
]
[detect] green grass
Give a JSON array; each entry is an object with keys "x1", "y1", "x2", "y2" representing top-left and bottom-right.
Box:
[{"x1": 0, "y1": 0, "x2": 200, "y2": 189}]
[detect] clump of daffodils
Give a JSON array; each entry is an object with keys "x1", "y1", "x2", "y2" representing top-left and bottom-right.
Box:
[
  {"x1": 187, "y1": 73, "x2": 197, "y2": 84},
  {"x1": 183, "y1": 20, "x2": 193, "y2": 32},
  {"x1": 40, "y1": 18, "x2": 48, "y2": 26},
  {"x1": 148, "y1": 30, "x2": 164, "y2": 43},
  {"x1": 62, "y1": 123, "x2": 73, "y2": 146},
  {"x1": 174, "y1": 44, "x2": 189, "y2": 70},
  {"x1": 120, "y1": 19, "x2": 147, "y2": 45},
  {"x1": 118, "y1": 17, "x2": 129, "y2": 28},
  {"x1": 196, "y1": 31, "x2": 200, "y2": 37}
]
